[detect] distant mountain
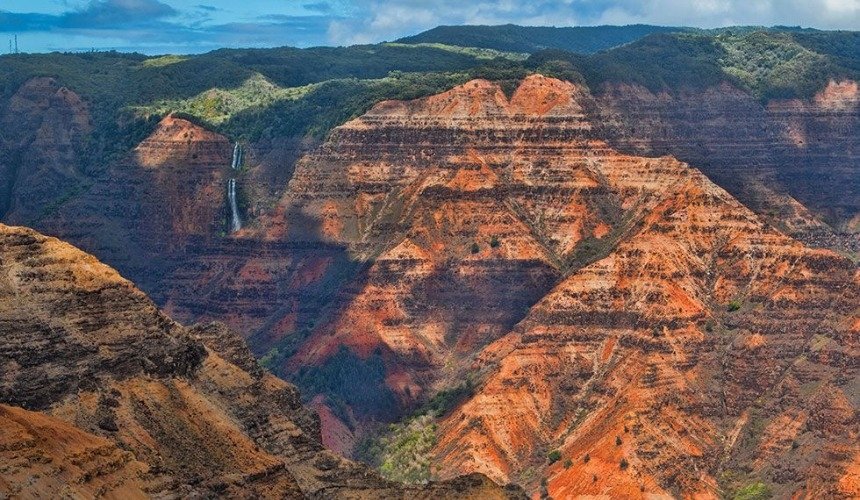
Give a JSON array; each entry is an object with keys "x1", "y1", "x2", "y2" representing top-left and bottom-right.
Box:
[
  {"x1": 395, "y1": 24, "x2": 684, "y2": 54},
  {"x1": 395, "y1": 24, "x2": 828, "y2": 55}
]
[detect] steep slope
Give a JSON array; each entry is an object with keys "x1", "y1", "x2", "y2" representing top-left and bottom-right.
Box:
[
  {"x1": 592, "y1": 79, "x2": 860, "y2": 242},
  {"x1": 375, "y1": 81, "x2": 860, "y2": 497},
  {"x1": 0, "y1": 77, "x2": 91, "y2": 222},
  {"x1": 0, "y1": 223, "x2": 523, "y2": 499},
  {"x1": 0, "y1": 404, "x2": 150, "y2": 498},
  {"x1": 36, "y1": 113, "x2": 232, "y2": 293},
  {"x1": 257, "y1": 76, "x2": 856, "y2": 497},
  {"x1": 259, "y1": 76, "x2": 623, "y2": 440}
]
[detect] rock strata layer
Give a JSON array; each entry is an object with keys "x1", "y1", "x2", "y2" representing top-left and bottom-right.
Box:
[{"x1": 0, "y1": 223, "x2": 523, "y2": 499}]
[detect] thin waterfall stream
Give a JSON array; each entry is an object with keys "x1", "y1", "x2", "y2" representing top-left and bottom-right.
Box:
[{"x1": 228, "y1": 143, "x2": 242, "y2": 232}]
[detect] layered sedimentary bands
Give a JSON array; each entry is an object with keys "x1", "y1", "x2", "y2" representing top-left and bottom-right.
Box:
[
  {"x1": 593, "y1": 80, "x2": 860, "y2": 246},
  {"x1": 0, "y1": 77, "x2": 90, "y2": 223},
  {"x1": 2, "y1": 73, "x2": 858, "y2": 497},
  {"x1": 0, "y1": 223, "x2": 522, "y2": 498},
  {"x1": 263, "y1": 76, "x2": 859, "y2": 497}
]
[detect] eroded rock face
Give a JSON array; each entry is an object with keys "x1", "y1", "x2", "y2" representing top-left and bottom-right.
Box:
[
  {"x1": 4, "y1": 74, "x2": 856, "y2": 497},
  {"x1": 261, "y1": 76, "x2": 857, "y2": 497},
  {"x1": 353, "y1": 79, "x2": 860, "y2": 498},
  {"x1": 0, "y1": 77, "x2": 91, "y2": 223},
  {"x1": 0, "y1": 404, "x2": 150, "y2": 498},
  {"x1": 591, "y1": 80, "x2": 860, "y2": 243},
  {"x1": 34, "y1": 114, "x2": 232, "y2": 295},
  {"x1": 0, "y1": 223, "x2": 523, "y2": 499}
]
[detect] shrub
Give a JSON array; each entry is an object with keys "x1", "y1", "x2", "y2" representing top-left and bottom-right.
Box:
[
  {"x1": 733, "y1": 482, "x2": 772, "y2": 500},
  {"x1": 620, "y1": 458, "x2": 629, "y2": 469},
  {"x1": 728, "y1": 300, "x2": 742, "y2": 312},
  {"x1": 583, "y1": 453, "x2": 590, "y2": 463},
  {"x1": 375, "y1": 415, "x2": 438, "y2": 484},
  {"x1": 489, "y1": 235, "x2": 500, "y2": 248},
  {"x1": 470, "y1": 242, "x2": 480, "y2": 254},
  {"x1": 547, "y1": 450, "x2": 562, "y2": 464},
  {"x1": 563, "y1": 459, "x2": 573, "y2": 469},
  {"x1": 416, "y1": 379, "x2": 475, "y2": 418},
  {"x1": 616, "y1": 436, "x2": 623, "y2": 446}
]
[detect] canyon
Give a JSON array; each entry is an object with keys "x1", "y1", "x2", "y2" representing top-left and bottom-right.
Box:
[
  {"x1": 264, "y1": 75, "x2": 859, "y2": 496},
  {"x1": 0, "y1": 222, "x2": 522, "y2": 499},
  {"x1": 1, "y1": 53, "x2": 858, "y2": 497}
]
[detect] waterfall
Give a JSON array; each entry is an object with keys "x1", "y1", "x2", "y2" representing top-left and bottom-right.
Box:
[
  {"x1": 228, "y1": 143, "x2": 242, "y2": 232},
  {"x1": 228, "y1": 178, "x2": 241, "y2": 232},
  {"x1": 231, "y1": 143, "x2": 241, "y2": 169}
]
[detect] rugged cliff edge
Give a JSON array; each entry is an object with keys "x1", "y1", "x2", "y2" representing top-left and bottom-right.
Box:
[
  {"x1": 0, "y1": 223, "x2": 523, "y2": 499},
  {"x1": 592, "y1": 80, "x2": 860, "y2": 246},
  {"x1": 3, "y1": 72, "x2": 858, "y2": 497},
  {"x1": 265, "y1": 76, "x2": 859, "y2": 497}
]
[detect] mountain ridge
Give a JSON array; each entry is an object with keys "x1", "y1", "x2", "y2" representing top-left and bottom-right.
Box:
[{"x1": 0, "y1": 222, "x2": 524, "y2": 498}]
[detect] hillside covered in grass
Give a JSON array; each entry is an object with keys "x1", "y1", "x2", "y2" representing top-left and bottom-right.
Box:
[
  {"x1": 395, "y1": 24, "x2": 682, "y2": 54},
  {"x1": 1, "y1": 27, "x2": 855, "y2": 167},
  {"x1": 527, "y1": 30, "x2": 859, "y2": 99}
]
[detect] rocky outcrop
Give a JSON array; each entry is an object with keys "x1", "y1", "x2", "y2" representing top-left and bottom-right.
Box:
[
  {"x1": 0, "y1": 223, "x2": 523, "y2": 499},
  {"x1": 591, "y1": 80, "x2": 860, "y2": 244},
  {"x1": 258, "y1": 76, "x2": 857, "y2": 497},
  {"x1": 0, "y1": 77, "x2": 91, "y2": 223},
  {"x1": 263, "y1": 77, "x2": 617, "y2": 425},
  {"x1": 0, "y1": 404, "x2": 150, "y2": 498},
  {"x1": 34, "y1": 114, "x2": 232, "y2": 295},
  {"x1": 368, "y1": 78, "x2": 860, "y2": 498}
]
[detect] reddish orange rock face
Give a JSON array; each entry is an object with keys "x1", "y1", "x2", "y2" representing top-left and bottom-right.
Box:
[
  {"x1": 265, "y1": 75, "x2": 858, "y2": 497},
  {"x1": 0, "y1": 223, "x2": 523, "y2": 499},
  {"x1": 5, "y1": 70, "x2": 855, "y2": 498}
]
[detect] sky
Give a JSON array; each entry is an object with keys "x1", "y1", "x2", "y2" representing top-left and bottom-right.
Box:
[{"x1": 0, "y1": 0, "x2": 858, "y2": 54}]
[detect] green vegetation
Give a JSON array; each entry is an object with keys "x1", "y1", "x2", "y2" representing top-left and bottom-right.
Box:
[
  {"x1": 547, "y1": 449, "x2": 562, "y2": 464},
  {"x1": 396, "y1": 24, "x2": 683, "y2": 54},
  {"x1": 616, "y1": 435, "x2": 623, "y2": 446},
  {"x1": 354, "y1": 378, "x2": 476, "y2": 481},
  {"x1": 355, "y1": 415, "x2": 438, "y2": 484},
  {"x1": 292, "y1": 346, "x2": 399, "y2": 422},
  {"x1": 414, "y1": 378, "x2": 475, "y2": 418},
  {"x1": 141, "y1": 54, "x2": 189, "y2": 67},
  {"x1": 383, "y1": 42, "x2": 528, "y2": 62},
  {"x1": 133, "y1": 73, "x2": 318, "y2": 125},
  {"x1": 563, "y1": 458, "x2": 573, "y2": 469},
  {"x1": 733, "y1": 482, "x2": 772, "y2": 500},
  {"x1": 719, "y1": 32, "x2": 853, "y2": 99},
  {"x1": 619, "y1": 458, "x2": 629, "y2": 469},
  {"x1": 470, "y1": 242, "x2": 480, "y2": 254},
  {"x1": 527, "y1": 30, "x2": 859, "y2": 101},
  {"x1": 489, "y1": 235, "x2": 500, "y2": 248},
  {"x1": 728, "y1": 300, "x2": 742, "y2": 312}
]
